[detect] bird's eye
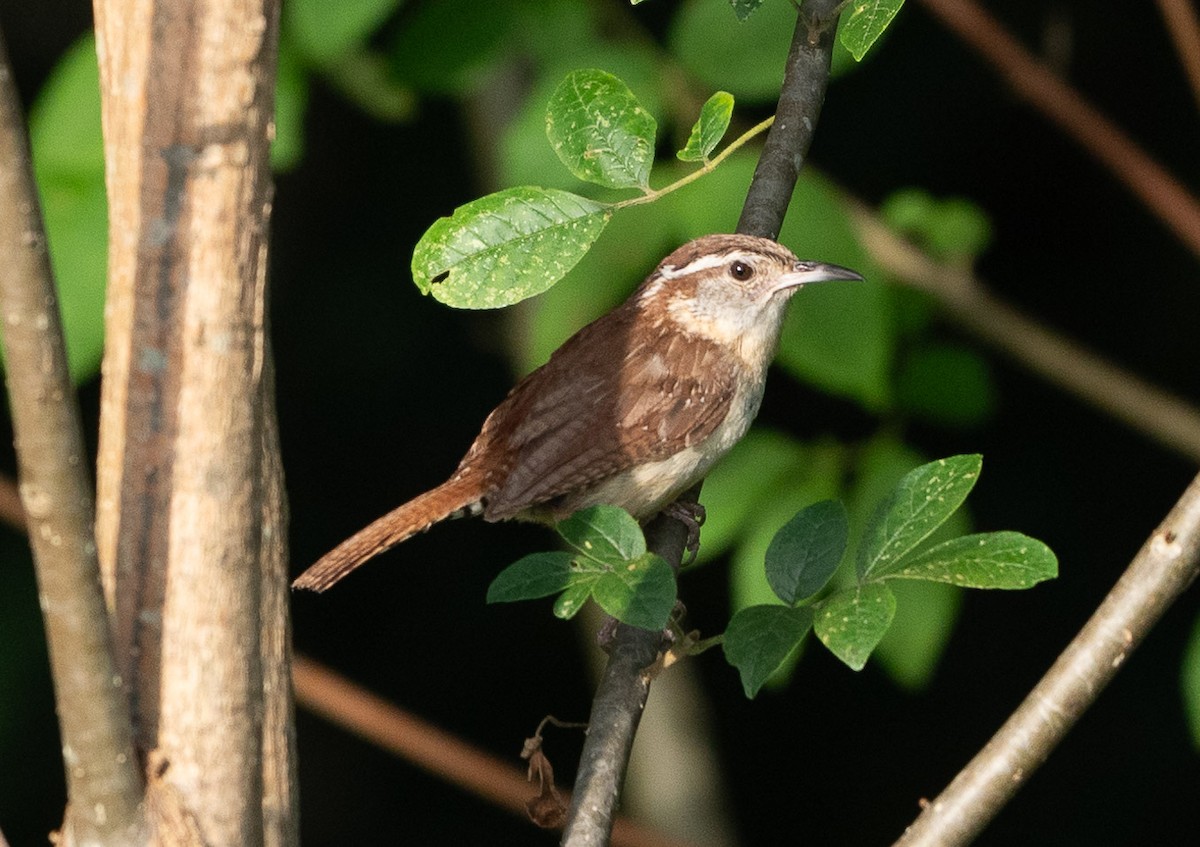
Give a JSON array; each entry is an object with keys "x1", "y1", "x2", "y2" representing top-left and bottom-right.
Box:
[{"x1": 729, "y1": 261, "x2": 754, "y2": 281}]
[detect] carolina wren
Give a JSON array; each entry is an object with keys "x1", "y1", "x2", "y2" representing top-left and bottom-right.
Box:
[{"x1": 294, "y1": 233, "x2": 861, "y2": 591}]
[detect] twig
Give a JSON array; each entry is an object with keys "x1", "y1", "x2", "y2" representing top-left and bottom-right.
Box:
[
  {"x1": 562, "y1": 2, "x2": 846, "y2": 844},
  {"x1": 916, "y1": 0, "x2": 1200, "y2": 262},
  {"x1": 894, "y1": 469, "x2": 1200, "y2": 846},
  {"x1": 848, "y1": 199, "x2": 1200, "y2": 464},
  {"x1": 0, "y1": 27, "x2": 144, "y2": 844},
  {"x1": 738, "y1": 0, "x2": 843, "y2": 240},
  {"x1": 292, "y1": 655, "x2": 694, "y2": 847},
  {"x1": 1155, "y1": 0, "x2": 1200, "y2": 112}
]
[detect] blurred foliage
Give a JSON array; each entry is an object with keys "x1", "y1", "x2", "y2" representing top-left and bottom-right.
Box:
[
  {"x1": 24, "y1": 35, "x2": 106, "y2": 384},
  {"x1": 24, "y1": 0, "x2": 1000, "y2": 695}
]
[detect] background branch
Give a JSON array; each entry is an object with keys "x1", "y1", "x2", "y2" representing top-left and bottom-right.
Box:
[
  {"x1": 1154, "y1": 0, "x2": 1200, "y2": 113},
  {"x1": 894, "y1": 468, "x2": 1200, "y2": 846},
  {"x1": 848, "y1": 198, "x2": 1200, "y2": 463},
  {"x1": 916, "y1": 0, "x2": 1200, "y2": 261},
  {"x1": 0, "y1": 26, "x2": 143, "y2": 844},
  {"x1": 293, "y1": 655, "x2": 694, "y2": 847},
  {"x1": 562, "y1": 2, "x2": 845, "y2": 843}
]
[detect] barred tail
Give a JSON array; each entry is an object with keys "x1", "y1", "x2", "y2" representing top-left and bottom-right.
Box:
[{"x1": 293, "y1": 476, "x2": 482, "y2": 592}]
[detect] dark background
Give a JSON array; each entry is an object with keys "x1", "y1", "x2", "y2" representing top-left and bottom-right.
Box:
[{"x1": 2, "y1": 1, "x2": 1199, "y2": 844}]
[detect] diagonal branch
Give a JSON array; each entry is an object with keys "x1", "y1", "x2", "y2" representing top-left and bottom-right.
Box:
[
  {"x1": 917, "y1": 0, "x2": 1200, "y2": 262},
  {"x1": 562, "y1": 2, "x2": 847, "y2": 843},
  {"x1": 0, "y1": 27, "x2": 144, "y2": 845},
  {"x1": 293, "y1": 655, "x2": 696, "y2": 847},
  {"x1": 848, "y1": 198, "x2": 1200, "y2": 464},
  {"x1": 893, "y1": 469, "x2": 1200, "y2": 846},
  {"x1": 1155, "y1": 0, "x2": 1200, "y2": 113}
]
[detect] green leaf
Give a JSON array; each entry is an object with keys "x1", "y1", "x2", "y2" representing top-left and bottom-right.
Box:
[
  {"x1": 677, "y1": 91, "x2": 734, "y2": 162},
  {"x1": 28, "y1": 36, "x2": 104, "y2": 180},
  {"x1": 896, "y1": 343, "x2": 995, "y2": 428},
  {"x1": 925, "y1": 198, "x2": 993, "y2": 261},
  {"x1": 698, "y1": 429, "x2": 812, "y2": 564},
  {"x1": 814, "y1": 583, "x2": 897, "y2": 671},
  {"x1": 556, "y1": 505, "x2": 646, "y2": 565},
  {"x1": 509, "y1": 204, "x2": 671, "y2": 374},
  {"x1": 880, "y1": 189, "x2": 992, "y2": 261},
  {"x1": 670, "y1": 0, "x2": 795, "y2": 103},
  {"x1": 777, "y1": 171, "x2": 894, "y2": 410},
  {"x1": 724, "y1": 605, "x2": 813, "y2": 698},
  {"x1": 728, "y1": 446, "x2": 845, "y2": 614},
  {"x1": 873, "y1": 580, "x2": 961, "y2": 690},
  {"x1": 499, "y1": 45, "x2": 665, "y2": 190},
  {"x1": 272, "y1": 33, "x2": 310, "y2": 172},
  {"x1": 590, "y1": 553, "x2": 677, "y2": 630},
  {"x1": 884, "y1": 531, "x2": 1058, "y2": 589},
  {"x1": 412, "y1": 187, "x2": 611, "y2": 309},
  {"x1": 486, "y1": 552, "x2": 575, "y2": 603},
  {"x1": 26, "y1": 35, "x2": 107, "y2": 384},
  {"x1": 389, "y1": 0, "x2": 517, "y2": 95},
  {"x1": 765, "y1": 500, "x2": 848, "y2": 605},
  {"x1": 553, "y1": 582, "x2": 593, "y2": 620},
  {"x1": 285, "y1": 0, "x2": 402, "y2": 65},
  {"x1": 545, "y1": 69, "x2": 657, "y2": 189},
  {"x1": 857, "y1": 455, "x2": 983, "y2": 580},
  {"x1": 840, "y1": 0, "x2": 905, "y2": 61}
]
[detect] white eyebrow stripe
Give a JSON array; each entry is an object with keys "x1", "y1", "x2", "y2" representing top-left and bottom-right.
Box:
[{"x1": 657, "y1": 252, "x2": 741, "y2": 279}]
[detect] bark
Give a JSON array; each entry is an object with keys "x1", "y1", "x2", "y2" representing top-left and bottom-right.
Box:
[
  {"x1": 91, "y1": 0, "x2": 294, "y2": 843},
  {"x1": 0, "y1": 26, "x2": 145, "y2": 846}
]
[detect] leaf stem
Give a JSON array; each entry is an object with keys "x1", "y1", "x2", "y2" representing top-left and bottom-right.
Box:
[
  {"x1": 688, "y1": 634, "x2": 725, "y2": 655},
  {"x1": 611, "y1": 115, "x2": 776, "y2": 211}
]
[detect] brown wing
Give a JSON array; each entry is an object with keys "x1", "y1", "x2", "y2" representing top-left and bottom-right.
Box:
[{"x1": 467, "y1": 304, "x2": 741, "y2": 520}]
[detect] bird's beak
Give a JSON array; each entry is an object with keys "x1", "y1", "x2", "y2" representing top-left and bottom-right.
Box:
[{"x1": 773, "y1": 260, "x2": 864, "y2": 293}]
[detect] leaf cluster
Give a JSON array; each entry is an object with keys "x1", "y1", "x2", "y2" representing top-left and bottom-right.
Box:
[
  {"x1": 723, "y1": 455, "x2": 1057, "y2": 696},
  {"x1": 487, "y1": 505, "x2": 677, "y2": 631}
]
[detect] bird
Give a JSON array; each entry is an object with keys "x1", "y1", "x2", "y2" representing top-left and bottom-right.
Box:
[{"x1": 293, "y1": 233, "x2": 862, "y2": 592}]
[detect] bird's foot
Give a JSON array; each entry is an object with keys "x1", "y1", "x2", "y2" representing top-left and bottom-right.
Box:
[{"x1": 662, "y1": 500, "x2": 706, "y2": 565}]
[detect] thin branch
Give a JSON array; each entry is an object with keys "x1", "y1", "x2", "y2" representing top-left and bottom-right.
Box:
[
  {"x1": 848, "y1": 199, "x2": 1200, "y2": 464},
  {"x1": 292, "y1": 655, "x2": 694, "y2": 847},
  {"x1": 894, "y1": 469, "x2": 1200, "y2": 846},
  {"x1": 1155, "y1": 0, "x2": 1200, "y2": 113},
  {"x1": 738, "y1": 0, "x2": 844, "y2": 240},
  {"x1": 563, "y1": 2, "x2": 846, "y2": 843},
  {"x1": 917, "y1": 0, "x2": 1200, "y2": 262},
  {"x1": 0, "y1": 27, "x2": 144, "y2": 845}
]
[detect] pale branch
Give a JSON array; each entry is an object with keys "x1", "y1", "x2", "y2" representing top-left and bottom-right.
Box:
[
  {"x1": 0, "y1": 28, "x2": 144, "y2": 845},
  {"x1": 562, "y1": 3, "x2": 846, "y2": 843},
  {"x1": 894, "y1": 469, "x2": 1200, "y2": 846},
  {"x1": 1155, "y1": 0, "x2": 1200, "y2": 113},
  {"x1": 292, "y1": 656, "x2": 693, "y2": 847},
  {"x1": 848, "y1": 199, "x2": 1200, "y2": 464},
  {"x1": 91, "y1": 0, "x2": 288, "y2": 842},
  {"x1": 917, "y1": 0, "x2": 1200, "y2": 262}
]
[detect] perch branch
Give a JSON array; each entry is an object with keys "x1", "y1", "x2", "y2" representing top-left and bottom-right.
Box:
[
  {"x1": 0, "y1": 28, "x2": 144, "y2": 844},
  {"x1": 894, "y1": 469, "x2": 1200, "y2": 846},
  {"x1": 562, "y1": 2, "x2": 846, "y2": 843}
]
